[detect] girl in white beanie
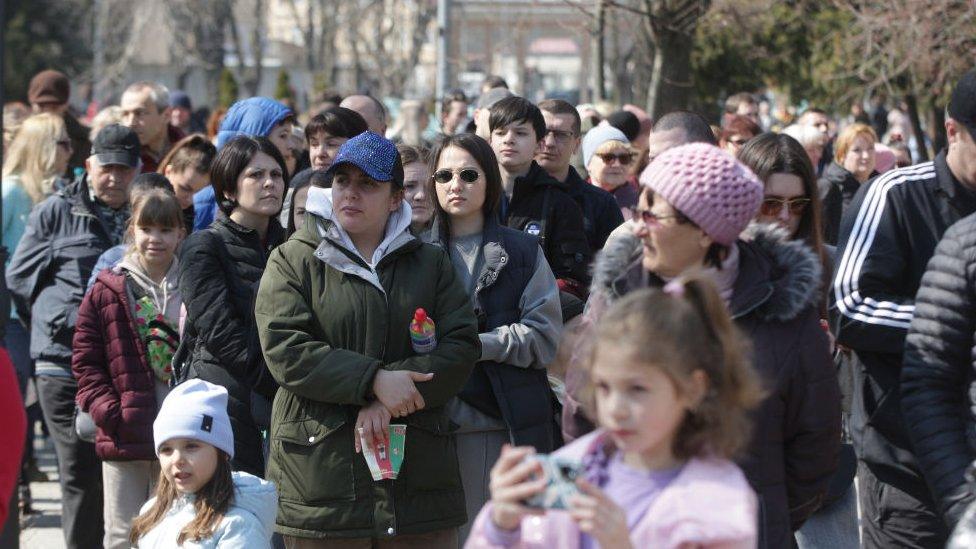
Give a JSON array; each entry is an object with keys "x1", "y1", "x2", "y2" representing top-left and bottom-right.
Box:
[{"x1": 129, "y1": 379, "x2": 278, "y2": 548}]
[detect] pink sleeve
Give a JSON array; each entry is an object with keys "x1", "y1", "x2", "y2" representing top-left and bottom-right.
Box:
[{"x1": 465, "y1": 504, "x2": 522, "y2": 549}]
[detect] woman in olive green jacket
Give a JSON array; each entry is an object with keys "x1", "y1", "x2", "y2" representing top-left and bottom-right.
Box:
[{"x1": 255, "y1": 132, "x2": 480, "y2": 546}]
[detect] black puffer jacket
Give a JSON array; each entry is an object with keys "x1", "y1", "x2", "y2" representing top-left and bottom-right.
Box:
[
  {"x1": 178, "y1": 215, "x2": 285, "y2": 476},
  {"x1": 902, "y1": 212, "x2": 976, "y2": 529},
  {"x1": 586, "y1": 224, "x2": 841, "y2": 548}
]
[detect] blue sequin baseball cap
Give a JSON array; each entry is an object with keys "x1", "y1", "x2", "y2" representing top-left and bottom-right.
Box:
[{"x1": 324, "y1": 131, "x2": 402, "y2": 186}]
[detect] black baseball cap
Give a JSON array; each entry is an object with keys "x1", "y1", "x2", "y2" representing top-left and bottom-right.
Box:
[
  {"x1": 948, "y1": 69, "x2": 976, "y2": 137},
  {"x1": 92, "y1": 124, "x2": 141, "y2": 167}
]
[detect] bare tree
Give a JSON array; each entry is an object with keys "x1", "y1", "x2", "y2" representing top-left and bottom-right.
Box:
[
  {"x1": 168, "y1": 0, "x2": 235, "y2": 104},
  {"x1": 227, "y1": 0, "x2": 267, "y2": 97},
  {"x1": 828, "y1": 0, "x2": 976, "y2": 160},
  {"x1": 349, "y1": 0, "x2": 437, "y2": 97},
  {"x1": 282, "y1": 0, "x2": 341, "y2": 86},
  {"x1": 562, "y1": 0, "x2": 710, "y2": 118}
]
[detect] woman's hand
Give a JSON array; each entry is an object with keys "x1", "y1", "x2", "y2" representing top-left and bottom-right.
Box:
[
  {"x1": 489, "y1": 445, "x2": 547, "y2": 531},
  {"x1": 354, "y1": 400, "x2": 392, "y2": 454},
  {"x1": 568, "y1": 478, "x2": 632, "y2": 549},
  {"x1": 371, "y1": 369, "x2": 433, "y2": 417}
]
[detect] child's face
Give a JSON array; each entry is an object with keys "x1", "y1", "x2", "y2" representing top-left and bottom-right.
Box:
[
  {"x1": 134, "y1": 223, "x2": 184, "y2": 270},
  {"x1": 591, "y1": 344, "x2": 702, "y2": 469},
  {"x1": 490, "y1": 120, "x2": 540, "y2": 172},
  {"x1": 158, "y1": 438, "x2": 220, "y2": 494}
]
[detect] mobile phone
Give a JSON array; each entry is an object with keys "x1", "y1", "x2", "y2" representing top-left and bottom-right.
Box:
[{"x1": 523, "y1": 454, "x2": 583, "y2": 510}]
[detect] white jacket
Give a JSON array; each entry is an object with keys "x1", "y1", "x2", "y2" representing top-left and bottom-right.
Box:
[{"x1": 135, "y1": 472, "x2": 277, "y2": 548}]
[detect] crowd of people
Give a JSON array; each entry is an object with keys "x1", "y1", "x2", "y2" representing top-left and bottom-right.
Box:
[{"x1": 0, "y1": 64, "x2": 975, "y2": 549}]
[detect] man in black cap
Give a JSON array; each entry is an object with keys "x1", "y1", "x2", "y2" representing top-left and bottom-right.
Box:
[
  {"x1": 832, "y1": 68, "x2": 976, "y2": 547},
  {"x1": 27, "y1": 69, "x2": 91, "y2": 177},
  {"x1": 7, "y1": 123, "x2": 140, "y2": 549}
]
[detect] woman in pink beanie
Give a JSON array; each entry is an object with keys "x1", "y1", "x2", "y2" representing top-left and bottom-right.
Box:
[{"x1": 574, "y1": 142, "x2": 841, "y2": 549}]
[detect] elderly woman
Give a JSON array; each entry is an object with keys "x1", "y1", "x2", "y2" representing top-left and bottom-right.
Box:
[
  {"x1": 817, "y1": 123, "x2": 877, "y2": 245},
  {"x1": 582, "y1": 124, "x2": 639, "y2": 218},
  {"x1": 255, "y1": 131, "x2": 480, "y2": 546},
  {"x1": 569, "y1": 143, "x2": 840, "y2": 548}
]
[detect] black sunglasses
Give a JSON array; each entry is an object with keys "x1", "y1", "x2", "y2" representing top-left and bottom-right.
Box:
[
  {"x1": 596, "y1": 152, "x2": 635, "y2": 166},
  {"x1": 433, "y1": 168, "x2": 480, "y2": 184}
]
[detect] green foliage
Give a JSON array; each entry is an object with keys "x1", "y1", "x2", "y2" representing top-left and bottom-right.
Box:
[
  {"x1": 218, "y1": 68, "x2": 239, "y2": 109},
  {"x1": 691, "y1": 2, "x2": 855, "y2": 114},
  {"x1": 3, "y1": 0, "x2": 93, "y2": 103},
  {"x1": 275, "y1": 70, "x2": 295, "y2": 103}
]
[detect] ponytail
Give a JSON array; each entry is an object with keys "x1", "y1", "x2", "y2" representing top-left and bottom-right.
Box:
[{"x1": 589, "y1": 274, "x2": 764, "y2": 460}]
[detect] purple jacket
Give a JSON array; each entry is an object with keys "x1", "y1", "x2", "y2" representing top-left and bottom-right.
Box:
[{"x1": 464, "y1": 430, "x2": 757, "y2": 549}]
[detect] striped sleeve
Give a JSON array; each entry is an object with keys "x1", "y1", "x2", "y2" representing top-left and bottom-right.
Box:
[{"x1": 832, "y1": 163, "x2": 936, "y2": 352}]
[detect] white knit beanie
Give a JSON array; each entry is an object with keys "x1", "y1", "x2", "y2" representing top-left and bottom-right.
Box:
[
  {"x1": 582, "y1": 123, "x2": 630, "y2": 168},
  {"x1": 153, "y1": 379, "x2": 235, "y2": 458}
]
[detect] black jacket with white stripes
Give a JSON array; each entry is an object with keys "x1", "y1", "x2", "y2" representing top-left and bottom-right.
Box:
[{"x1": 832, "y1": 150, "x2": 976, "y2": 488}]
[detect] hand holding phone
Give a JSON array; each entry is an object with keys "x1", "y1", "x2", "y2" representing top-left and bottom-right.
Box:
[{"x1": 488, "y1": 445, "x2": 547, "y2": 530}]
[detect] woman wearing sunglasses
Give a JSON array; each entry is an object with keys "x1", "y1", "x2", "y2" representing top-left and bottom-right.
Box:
[
  {"x1": 738, "y1": 133, "x2": 832, "y2": 304},
  {"x1": 738, "y1": 136, "x2": 857, "y2": 549},
  {"x1": 427, "y1": 133, "x2": 563, "y2": 542},
  {"x1": 578, "y1": 142, "x2": 840, "y2": 549},
  {"x1": 582, "y1": 124, "x2": 639, "y2": 218}
]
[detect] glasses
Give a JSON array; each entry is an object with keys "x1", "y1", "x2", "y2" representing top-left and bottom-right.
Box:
[
  {"x1": 433, "y1": 168, "x2": 480, "y2": 184},
  {"x1": 760, "y1": 197, "x2": 810, "y2": 216},
  {"x1": 544, "y1": 128, "x2": 577, "y2": 143},
  {"x1": 632, "y1": 208, "x2": 684, "y2": 227},
  {"x1": 595, "y1": 152, "x2": 635, "y2": 166}
]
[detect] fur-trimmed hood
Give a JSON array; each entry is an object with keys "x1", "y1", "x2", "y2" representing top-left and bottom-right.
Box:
[{"x1": 589, "y1": 222, "x2": 822, "y2": 323}]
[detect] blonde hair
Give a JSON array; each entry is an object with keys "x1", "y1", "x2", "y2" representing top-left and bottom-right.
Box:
[
  {"x1": 584, "y1": 275, "x2": 763, "y2": 459},
  {"x1": 2, "y1": 112, "x2": 67, "y2": 204},
  {"x1": 594, "y1": 139, "x2": 632, "y2": 155},
  {"x1": 834, "y1": 123, "x2": 877, "y2": 163}
]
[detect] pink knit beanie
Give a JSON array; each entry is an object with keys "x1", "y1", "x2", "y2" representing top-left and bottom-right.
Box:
[{"x1": 638, "y1": 143, "x2": 763, "y2": 245}]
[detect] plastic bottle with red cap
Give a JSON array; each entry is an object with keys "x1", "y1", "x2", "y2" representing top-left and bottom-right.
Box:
[{"x1": 409, "y1": 308, "x2": 437, "y2": 354}]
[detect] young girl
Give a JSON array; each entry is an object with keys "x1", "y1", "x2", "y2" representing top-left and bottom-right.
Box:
[
  {"x1": 73, "y1": 187, "x2": 186, "y2": 549},
  {"x1": 131, "y1": 379, "x2": 277, "y2": 547},
  {"x1": 467, "y1": 277, "x2": 762, "y2": 549}
]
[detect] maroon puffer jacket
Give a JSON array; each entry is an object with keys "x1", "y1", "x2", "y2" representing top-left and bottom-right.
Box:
[{"x1": 72, "y1": 269, "x2": 159, "y2": 461}]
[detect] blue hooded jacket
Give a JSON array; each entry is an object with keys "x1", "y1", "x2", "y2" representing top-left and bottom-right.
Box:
[{"x1": 194, "y1": 97, "x2": 293, "y2": 230}]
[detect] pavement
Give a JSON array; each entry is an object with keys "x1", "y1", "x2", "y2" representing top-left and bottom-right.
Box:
[{"x1": 18, "y1": 428, "x2": 66, "y2": 549}]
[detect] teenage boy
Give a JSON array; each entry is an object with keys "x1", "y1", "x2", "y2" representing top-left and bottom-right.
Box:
[{"x1": 488, "y1": 96, "x2": 591, "y2": 298}]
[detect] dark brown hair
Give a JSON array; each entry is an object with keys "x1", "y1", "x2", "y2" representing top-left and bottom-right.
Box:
[
  {"x1": 158, "y1": 133, "x2": 217, "y2": 176},
  {"x1": 537, "y1": 98, "x2": 581, "y2": 135},
  {"x1": 585, "y1": 277, "x2": 763, "y2": 460},
  {"x1": 737, "y1": 132, "x2": 829, "y2": 292},
  {"x1": 130, "y1": 450, "x2": 234, "y2": 545},
  {"x1": 304, "y1": 107, "x2": 368, "y2": 144},
  {"x1": 211, "y1": 135, "x2": 288, "y2": 216},
  {"x1": 427, "y1": 133, "x2": 502, "y2": 244}
]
